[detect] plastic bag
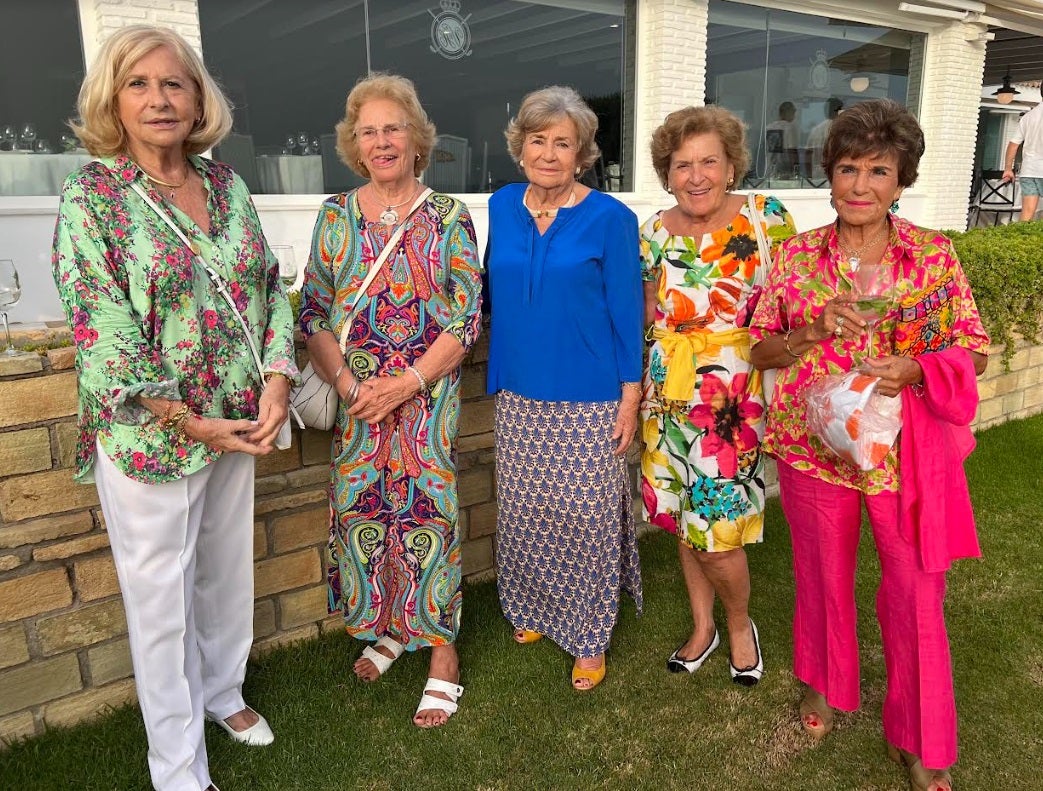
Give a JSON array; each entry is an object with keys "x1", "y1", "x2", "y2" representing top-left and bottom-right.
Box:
[{"x1": 804, "y1": 371, "x2": 903, "y2": 471}]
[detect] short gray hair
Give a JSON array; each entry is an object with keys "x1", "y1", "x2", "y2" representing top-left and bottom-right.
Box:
[{"x1": 505, "y1": 85, "x2": 600, "y2": 174}]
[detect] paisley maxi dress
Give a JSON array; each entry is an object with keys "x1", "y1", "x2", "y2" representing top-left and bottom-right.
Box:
[{"x1": 299, "y1": 190, "x2": 482, "y2": 650}]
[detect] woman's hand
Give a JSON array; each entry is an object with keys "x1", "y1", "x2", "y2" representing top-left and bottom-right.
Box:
[
  {"x1": 809, "y1": 296, "x2": 866, "y2": 343},
  {"x1": 184, "y1": 415, "x2": 272, "y2": 455},
  {"x1": 348, "y1": 373, "x2": 420, "y2": 424},
  {"x1": 246, "y1": 375, "x2": 291, "y2": 449},
  {"x1": 611, "y1": 392, "x2": 640, "y2": 457},
  {"x1": 860, "y1": 355, "x2": 922, "y2": 397}
]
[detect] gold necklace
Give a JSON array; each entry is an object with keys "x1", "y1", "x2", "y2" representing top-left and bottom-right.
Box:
[
  {"x1": 838, "y1": 223, "x2": 888, "y2": 268},
  {"x1": 136, "y1": 161, "x2": 190, "y2": 200},
  {"x1": 524, "y1": 186, "x2": 576, "y2": 219}
]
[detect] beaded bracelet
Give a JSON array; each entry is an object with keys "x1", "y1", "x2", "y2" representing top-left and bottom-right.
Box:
[{"x1": 407, "y1": 365, "x2": 429, "y2": 394}]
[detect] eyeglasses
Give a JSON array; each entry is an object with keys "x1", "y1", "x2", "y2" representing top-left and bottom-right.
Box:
[{"x1": 354, "y1": 122, "x2": 410, "y2": 142}]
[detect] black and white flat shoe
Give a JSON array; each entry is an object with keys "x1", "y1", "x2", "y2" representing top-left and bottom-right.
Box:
[
  {"x1": 666, "y1": 628, "x2": 720, "y2": 674},
  {"x1": 729, "y1": 619, "x2": 764, "y2": 686}
]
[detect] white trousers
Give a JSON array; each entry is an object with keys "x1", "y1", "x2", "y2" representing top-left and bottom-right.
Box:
[{"x1": 94, "y1": 443, "x2": 256, "y2": 791}]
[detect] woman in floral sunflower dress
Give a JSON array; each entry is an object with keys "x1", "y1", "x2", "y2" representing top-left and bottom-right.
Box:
[{"x1": 640, "y1": 106, "x2": 794, "y2": 684}]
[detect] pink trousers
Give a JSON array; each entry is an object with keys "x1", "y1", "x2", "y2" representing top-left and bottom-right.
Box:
[{"x1": 777, "y1": 462, "x2": 956, "y2": 770}]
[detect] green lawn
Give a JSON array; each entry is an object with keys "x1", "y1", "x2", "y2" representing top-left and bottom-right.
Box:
[{"x1": 3, "y1": 416, "x2": 1042, "y2": 790}]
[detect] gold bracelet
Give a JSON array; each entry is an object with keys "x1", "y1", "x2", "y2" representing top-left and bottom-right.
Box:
[
  {"x1": 621, "y1": 381, "x2": 642, "y2": 395},
  {"x1": 783, "y1": 329, "x2": 803, "y2": 360},
  {"x1": 263, "y1": 371, "x2": 290, "y2": 385}
]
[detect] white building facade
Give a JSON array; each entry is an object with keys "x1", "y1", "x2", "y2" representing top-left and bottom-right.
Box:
[{"x1": 0, "y1": 0, "x2": 1032, "y2": 322}]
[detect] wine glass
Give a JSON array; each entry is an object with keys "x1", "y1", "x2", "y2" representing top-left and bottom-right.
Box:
[
  {"x1": 270, "y1": 245, "x2": 299, "y2": 290},
  {"x1": 296, "y1": 131, "x2": 309, "y2": 154},
  {"x1": 59, "y1": 133, "x2": 78, "y2": 152},
  {"x1": 1, "y1": 124, "x2": 17, "y2": 151},
  {"x1": 18, "y1": 123, "x2": 37, "y2": 152},
  {"x1": 851, "y1": 262, "x2": 896, "y2": 360},
  {"x1": 283, "y1": 134, "x2": 297, "y2": 155},
  {"x1": 0, "y1": 259, "x2": 22, "y2": 355}
]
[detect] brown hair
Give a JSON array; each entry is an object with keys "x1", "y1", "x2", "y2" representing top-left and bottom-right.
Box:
[
  {"x1": 822, "y1": 99, "x2": 925, "y2": 187},
  {"x1": 70, "y1": 25, "x2": 232, "y2": 157},
  {"x1": 650, "y1": 105, "x2": 750, "y2": 190},
  {"x1": 334, "y1": 73, "x2": 437, "y2": 179},
  {"x1": 504, "y1": 85, "x2": 601, "y2": 175}
]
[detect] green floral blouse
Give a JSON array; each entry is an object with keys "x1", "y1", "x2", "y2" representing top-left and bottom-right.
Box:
[{"x1": 52, "y1": 154, "x2": 299, "y2": 484}]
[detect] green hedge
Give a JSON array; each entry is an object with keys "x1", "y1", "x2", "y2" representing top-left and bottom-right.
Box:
[{"x1": 943, "y1": 220, "x2": 1043, "y2": 366}]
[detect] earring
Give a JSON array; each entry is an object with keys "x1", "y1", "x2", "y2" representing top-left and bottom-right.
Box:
[
  {"x1": 416, "y1": 153, "x2": 421, "y2": 161},
  {"x1": 890, "y1": 200, "x2": 900, "y2": 213},
  {"x1": 575, "y1": 167, "x2": 581, "y2": 176},
  {"x1": 667, "y1": 187, "x2": 673, "y2": 194},
  {"x1": 829, "y1": 197, "x2": 835, "y2": 208},
  {"x1": 727, "y1": 177, "x2": 734, "y2": 186}
]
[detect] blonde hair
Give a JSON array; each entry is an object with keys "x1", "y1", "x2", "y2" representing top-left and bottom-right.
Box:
[
  {"x1": 650, "y1": 106, "x2": 750, "y2": 191},
  {"x1": 334, "y1": 73, "x2": 437, "y2": 179},
  {"x1": 505, "y1": 86, "x2": 600, "y2": 174},
  {"x1": 70, "y1": 25, "x2": 233, "y2": 157}
]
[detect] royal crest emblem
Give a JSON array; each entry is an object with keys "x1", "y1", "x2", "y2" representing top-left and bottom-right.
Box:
[{"x1": 430, "y1": 0, "x2": 472, "y2": 61}]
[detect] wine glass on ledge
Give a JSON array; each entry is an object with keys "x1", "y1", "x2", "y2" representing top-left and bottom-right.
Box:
[{"x1": 0, "y1": 259, "x2": 22, "y2": 355}]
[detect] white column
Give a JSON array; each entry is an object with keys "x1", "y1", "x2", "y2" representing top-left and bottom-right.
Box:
[
  {"x1": 633, "y1": 0, "x2": 709, "y2": 198},
  {"x1": 915, "y1": 20, "x2": 989, "y2": 230},
  {"x1": 76, "y1": 0, "x2": 203, "y2": 67}
]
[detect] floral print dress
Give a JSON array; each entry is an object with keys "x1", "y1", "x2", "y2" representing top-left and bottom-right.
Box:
[{"x1": 640, "y1": 195, "x2": 794, "y2": 551}]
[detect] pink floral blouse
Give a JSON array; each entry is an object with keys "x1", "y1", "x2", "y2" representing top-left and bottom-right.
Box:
[{"x1": 749, "y1": 217, "x2": 990, "y2": 494}]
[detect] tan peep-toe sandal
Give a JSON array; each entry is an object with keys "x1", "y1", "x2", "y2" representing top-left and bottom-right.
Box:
[
  {"x1": 887, "y1": 743, "x2": 953, "y2": 791},
  {"x1": 799, "y1": 687, "x2": 834, "y2": 741}
]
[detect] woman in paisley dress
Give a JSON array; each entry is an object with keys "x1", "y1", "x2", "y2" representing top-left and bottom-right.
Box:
[
  {"x1": 52, "y1": 25, "x2": 296, "y2": 791},
  {"x1": 299, "y1": 74, "x2": 482, "y2": 728},
  {"x1": 640, "y1": 106, "x2": 795, "y2": 685},
  {"x1": 750, "y1": 99, "x2": 989, "y2": 791},
  {"x1": 486, "y1": 86, "x2": 643, "y2": 691}
]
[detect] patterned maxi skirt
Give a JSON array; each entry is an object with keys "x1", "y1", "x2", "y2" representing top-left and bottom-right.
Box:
[{"x1": 494, "y1": 391, "x2": 643, "y2": 658}]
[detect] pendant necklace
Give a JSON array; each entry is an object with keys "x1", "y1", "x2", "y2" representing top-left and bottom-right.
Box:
[
  {"x1": 137, "y1": 162, "x2": 190, "y2": 201},
  {"x1": 838, "y1": 223, "x2": 887, "y2": 269},
  {"x1": 524, "y1": 186, "x2": 576, "y2": 219},
  {"x1": 373, "y1": 183, "x2": 419, "y2": 225}
]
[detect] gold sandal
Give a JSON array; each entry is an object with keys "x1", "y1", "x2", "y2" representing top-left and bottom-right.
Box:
[
  {"x1": 887, "y1": 744, "x2": 953, "y2": 791},
  {"x1": 799, "y1": 687, "x2": 834, "y2": 741},
  {"x1": 513, "y1": 629, "x2": 543, "y2": 644},
  {"x1": 571, "y1": 655, "x2": 606, "y2": 691}
]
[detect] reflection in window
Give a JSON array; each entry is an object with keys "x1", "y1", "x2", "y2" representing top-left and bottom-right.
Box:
[
  {"x1": 706, "y1": 1, "x2": 925, "y2": 190},
  {"x1": 200, "y1": 0, "x2": 635, "y2": 196},
  {"x1": 0, "y1": 2, "x2": 86, "y2": 196}
]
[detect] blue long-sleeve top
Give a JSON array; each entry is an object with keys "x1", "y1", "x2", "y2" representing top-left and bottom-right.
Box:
[{"x1": 485, "y1": 182, "x2": 643, "y2": 402}]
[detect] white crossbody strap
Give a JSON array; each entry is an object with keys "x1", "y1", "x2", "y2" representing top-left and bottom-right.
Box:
[
  {"x1": 336, "y1": 187, "x2": 432, "y2": 353},
  {"x1": 130, "y1": 180, "x2": 307, "y2": 428},
  {"x1": 747, "y1": 192, "x2": 772, "y2": 273}
]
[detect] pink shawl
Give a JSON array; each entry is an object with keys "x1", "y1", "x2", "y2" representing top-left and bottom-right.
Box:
[{"x1": 899, "y1": 346, "x2": 982, "y2": 573}]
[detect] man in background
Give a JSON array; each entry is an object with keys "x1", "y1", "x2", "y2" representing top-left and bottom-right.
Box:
[
  {"x1": 1002, "y1": 90, "x2": 1043, "y2": 221},
  {"x1": 765, "y1": 101, "x2": 798, "y2": 178},
  {"x1": 806, "y1": 97, "x2": 842, "y2": 182}
]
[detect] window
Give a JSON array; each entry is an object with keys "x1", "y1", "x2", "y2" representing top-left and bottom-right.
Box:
[
  {"x1": 707, "y1": 1, "x2": 926, "y2": 189},
  {"x1": 0, "y1": 1, "x2": 86, "y2": 195},
  {"x1": 200, "y1": 0, "x2": 635, "y2": 196}
]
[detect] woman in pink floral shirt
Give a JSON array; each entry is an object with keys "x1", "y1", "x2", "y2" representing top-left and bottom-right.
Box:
[
  {"x1": 751, "y1": 100, "x2": 988, "y2": 791},
  {"x1": 52, "y1": 26, "x2": 296, "y2": 791}
]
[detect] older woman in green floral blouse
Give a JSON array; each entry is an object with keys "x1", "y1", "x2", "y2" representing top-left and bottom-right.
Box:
[{"x1": 51, "y1": 25, "x2": 296, "y2": 791}]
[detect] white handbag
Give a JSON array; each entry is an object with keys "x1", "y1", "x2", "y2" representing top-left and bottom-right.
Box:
[{"x1": 289, "y1": 188, "x2": 433, "y2": 430}]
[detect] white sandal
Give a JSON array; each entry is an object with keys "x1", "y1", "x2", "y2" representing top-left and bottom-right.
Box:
[
  {"x1": 360, "y1": 635, "x2": 406, "y2": 676},
  {"x1": 413, "y1": 677, "x2": 463, "y2": 726}
]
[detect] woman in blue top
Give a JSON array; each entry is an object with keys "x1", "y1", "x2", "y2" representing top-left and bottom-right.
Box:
[{"x1": 486, "y1": 85, "x2": 643, "y2": 691}]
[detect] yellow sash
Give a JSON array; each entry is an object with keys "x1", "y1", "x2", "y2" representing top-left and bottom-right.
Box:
[{"x1": 651, "y1": 326, "x2": 752, "y2": 401}]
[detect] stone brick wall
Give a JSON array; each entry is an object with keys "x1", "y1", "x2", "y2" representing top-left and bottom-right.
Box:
[
  {"x1": 0, "y1": 332, "x2": 495, "y2": 744},
  {"x1": 1, "y1": 334, "x2": 1040, "y2": 742}
]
